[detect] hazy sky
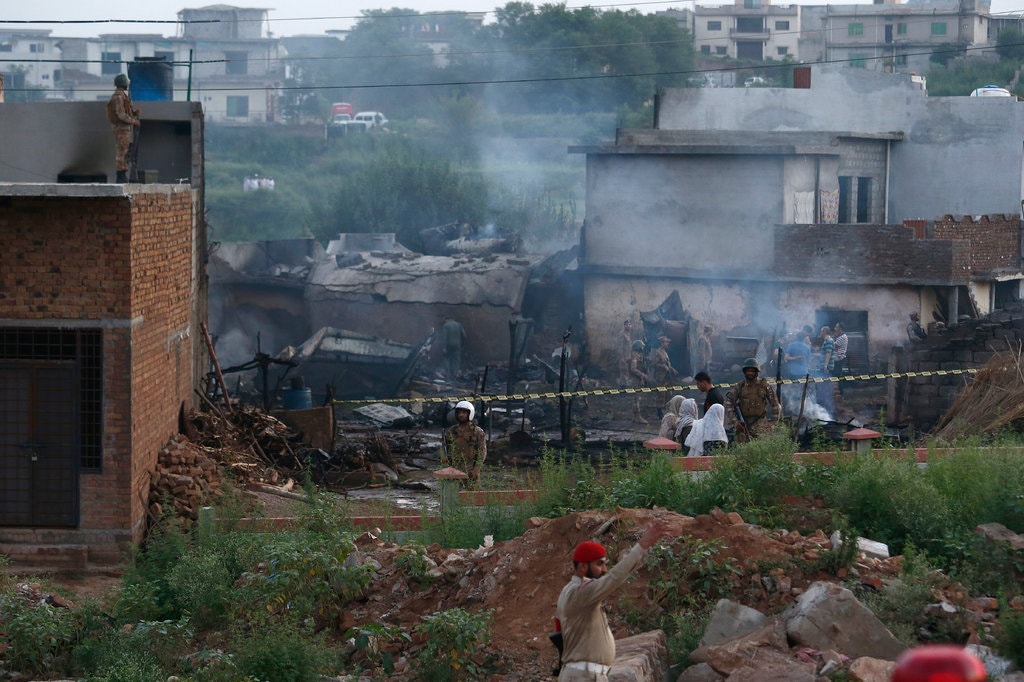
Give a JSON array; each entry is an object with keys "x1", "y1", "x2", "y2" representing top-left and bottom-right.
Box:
[{"x1": 7, "y1": 0, "x2": 1024, "y2": 39}]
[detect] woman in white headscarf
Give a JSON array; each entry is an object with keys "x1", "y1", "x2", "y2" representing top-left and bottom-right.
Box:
[
  {"x1": 684, "y1": 403, "x2": 729, "y2": 456},
  {"x1": 673, "y1": 398, "x2": 699, "y2": 445},
  {"x1": 658, "y1": 395, "x2": 686, "y2": 439}
]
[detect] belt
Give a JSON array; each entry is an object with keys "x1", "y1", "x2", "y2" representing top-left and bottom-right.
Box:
[{"x1": 564, "y1": 661, "x2": 611, "y2": 675}]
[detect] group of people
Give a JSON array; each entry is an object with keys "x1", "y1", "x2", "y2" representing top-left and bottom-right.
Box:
[
  {"x1": 617, "y1": 320, "x2": 716, "y2": 424},
  {"x1": 655, "y1": 357, "x2": 786, "y2": 455}
]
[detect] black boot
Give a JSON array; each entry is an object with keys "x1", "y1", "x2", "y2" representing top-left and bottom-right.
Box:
[{"x1": 116, "y1": 170, "x2": 128, "y2": 183}]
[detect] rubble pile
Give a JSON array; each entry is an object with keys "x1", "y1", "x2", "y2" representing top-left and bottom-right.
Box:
[
  {"x1": 932, "y1": 347, "x2": 1024, "y2": 442},
  {"x1": 148, "y1": 435, "x2": 223, "y2": 524}
]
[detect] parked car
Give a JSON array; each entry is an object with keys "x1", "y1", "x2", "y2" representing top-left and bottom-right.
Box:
[
  {"x1": 970, "y1": 85, "x2": 1012, "y2": 97},
  {"x1": 352, "y1": 111, "x2": 389, "y2": 130},
  {"x1": 744, "y1": 76, "x2": 767, "y2": 88}
]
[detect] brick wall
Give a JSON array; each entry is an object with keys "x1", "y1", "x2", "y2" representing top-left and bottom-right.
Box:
[
  {"x1": 933, "y1": 214, "x2": 1021, "y2": 273},
  {"x1": 0, "y1": 187, "x2": 198, "y2": 559},
  {"x1": 774, "y1": 224, "x2": 971, "y2": 283},
  {"x1": 901, "y1": 302, "x2": 1024, "y2": 429}
]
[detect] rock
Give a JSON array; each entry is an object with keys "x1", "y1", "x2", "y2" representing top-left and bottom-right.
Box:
[
  {"x1": 974, "y1": 522, "x2": 1024, "y2": 551},
  {"x1": 675, "y1": 662, "x2": 724, "y2": 681},
  {"x1": 689, "y1": 616, "x2": 789, "y2": 673},
  {"x1": 785, "y1": 582, "x2": 906, "y2": 661},
  {"x1": 966, "y1": 643, "x2": 1013, "y2": 678},
  {"x1": 609, "y1": 630, "x2": 669, "y2": 682},
  {"x1": 698, "y1": 599, "x2": 767, "y2": 648},
  {"x1": 721, "y1": 648, "x2": 817, "y2": 681},
  {"x1": 848, "y1": 656, "x2": 896, "y2": 681}
]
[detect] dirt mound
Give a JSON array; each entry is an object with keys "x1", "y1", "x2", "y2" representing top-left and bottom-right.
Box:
[{"x1": 346, "y1": 507, "x2": 900, "y2": 678}]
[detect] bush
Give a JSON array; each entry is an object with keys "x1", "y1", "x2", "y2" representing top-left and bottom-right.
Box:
[
  {"x1": 414, "y1": 608, "x2": 494, "y2": 681},
  {"x1": 231, "y1": 627, "x2": 327, "y2": 682}
]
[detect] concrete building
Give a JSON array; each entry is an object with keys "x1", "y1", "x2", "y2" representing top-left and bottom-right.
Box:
[
  {"x1": 575, "y1": 66, "x2": 1024, "y2": 383},
  {"x1": 1, "y1": 5, "x2": 286, "y2": 122},
  {"x1": 0, "y1": 101, "x2": 207, "y2": 568},
  {"x1": 689, "y1": 0, "x2": 802, "y2": 62},
  {"x1": 805, "y1": 0, "x2": 993, "y2": 74}
]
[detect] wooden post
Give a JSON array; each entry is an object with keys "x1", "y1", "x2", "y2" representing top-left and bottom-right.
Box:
[{"x1": 200, "y1": 322, "x2": 232, "y2": 414}]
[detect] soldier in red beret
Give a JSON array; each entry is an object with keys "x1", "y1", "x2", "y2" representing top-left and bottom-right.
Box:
[{"x1": 555, "y1": 520, "x2": 672, "y2": 680}]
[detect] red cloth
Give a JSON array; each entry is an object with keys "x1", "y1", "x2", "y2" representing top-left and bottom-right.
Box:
[{"x1": 572, "y1": 541, "x2": 606, "y2": 563}]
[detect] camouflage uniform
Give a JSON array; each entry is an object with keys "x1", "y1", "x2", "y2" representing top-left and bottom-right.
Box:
[
  {"x1": 725, "y1": 377, "x2": 781, "y2": 443},
  {"x1": 444, "y1": 421, "x2": 487, "y2": 483},
  {"x1": 105, "y1": 88, "x2": 138, "y2": 174}
]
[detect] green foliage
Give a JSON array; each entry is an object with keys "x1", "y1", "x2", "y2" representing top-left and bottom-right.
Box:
[
  {"x1": 861, "y1": 545, "x2": 967, "y2": 646},
  {"x1": 997, "y1": 27, "x2": 1024, "y2": 62},
  {"x1": 0, "y1": 592, "x2": 80, "y2": 675},
  {"x1": 691, "y1": 432, "x2": 800, "y2": 512},
  {"x1": 664, "y1": 607, "x2": 713, "y2": 668},
  {"x1": 925, "y1": 57, "x2": 1019, "y2": 96},
  {"x1": 230, "y1": 626, "x2": 328, "y2": 682},
  {"x1": 996, "y1": 610, "x2": 1024, "y2": 668},
  {"x1": 414, "y1": 608, "x2": 494, "y2": 681},
  {"x1": 607, "y1": 452, "x2": 692, "y2": 511},
  {"x1": 394, "y1": 544, "x2": 435, "y2": 589},
  {"x1": 344, "y1": 621, "x2": 412, "y2": 676},
  {"x1": 643, "y1": 535, "x2": 741, "y2": 612}
]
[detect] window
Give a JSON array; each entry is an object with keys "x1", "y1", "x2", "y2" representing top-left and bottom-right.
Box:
[
  {"x1": 226, "y1": 50, "x2": 249, "y2": 75},
  {"x1": 838, "y1": 176, "x2": 851, "y2": 223},
  {"x1": 715, "y1": 46, "x2": 728, "y2": 55},
  {"x1": 777, "y1": 46, "x2": 789, "y2": 55},
  {"x1": 931, "y1": 22, "x2": 947, "y2": 36},
  {"x1": 849, "y1": 54, "x2": 867, "y2": 68},
  {"x1": 897, "y1": 22, "x2": 907, "y2": 35},
  {"x1": 155, "y1": 50, "x2": 174, "y2": 63},
  {"x1": 893, "y1": 54, "x2": 907, "y2": 66},
  {"x1": 743, "y1": 0, "x2": 761, "y2": 8},
  {"x1": 0, "y1": 44, "x2": 11, "y2": 53},
  {"x1": 101, "y1": 51, "x2": 122, "y2": 75},
  {"x1": 29, "y1": 43, "x2": 44, "y2": 53},
  {"x1": 848, "y1": 23, "x2": 864, "y2": 36},
  {"x1": 707, "y1": 20, "x2": 722, "y2": 30},
  {"x1": 701, "y1": 45, "x2": 711, "y2": 54},
  {"x1": 775, "y1": 20, "x2": 790, "y2": 30},
  {"x1": 226, "y1": 95, "x2": 249, "y2": 118}
]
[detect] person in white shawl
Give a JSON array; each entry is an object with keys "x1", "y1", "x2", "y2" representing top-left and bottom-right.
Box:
[
  {"x1": 658, "y1": 395, "x2": 687, "y2": 439},
  {"x1": 684, "y1": 403, "x2": 729, "y2": 456},
  {"x1": 672, "y1": 398, "x2": 699, "y2": 444}
]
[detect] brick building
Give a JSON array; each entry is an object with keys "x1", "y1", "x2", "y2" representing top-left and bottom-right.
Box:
[{"x1": 0, "y1": 102, "x2": 206, "y2": 568}]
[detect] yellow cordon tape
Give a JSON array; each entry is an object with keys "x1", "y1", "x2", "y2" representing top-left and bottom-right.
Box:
[{"x1": 330, "y1": 367, "x2": 979, "y2": 407}]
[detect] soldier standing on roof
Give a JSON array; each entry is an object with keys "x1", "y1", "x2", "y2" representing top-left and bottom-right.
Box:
[
  {"x1": 106, "y1": 74, "x2": 140, "y2": 183},
  {"x1": 725, "y1": 358, "x2": 782, "y2": 443}
]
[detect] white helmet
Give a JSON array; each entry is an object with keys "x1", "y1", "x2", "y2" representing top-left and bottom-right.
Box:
[{"x1": 454, "y1": 400, "x2": 475, "y2": 421}]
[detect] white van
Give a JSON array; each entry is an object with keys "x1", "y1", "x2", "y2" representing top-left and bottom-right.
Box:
[{"x1": 353, "y1": 111, "x2": 389, "y2": 130}]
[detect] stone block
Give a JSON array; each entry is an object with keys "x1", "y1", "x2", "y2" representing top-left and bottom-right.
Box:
[
  {"x1": 609, "y1": 630, "x2": 669, "y2": 682},
  {"x1": 784, "y1": 582, "x2": 906, "y2": 661}
]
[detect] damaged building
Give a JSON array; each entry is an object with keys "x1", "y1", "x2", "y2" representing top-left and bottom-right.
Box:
[
  {"x1": 576, "y1": 66, "x2": 1024, "y2": 389},
  {"x1": 0, "y1": 101, "x2": 207, "y2": 566},
  {"x1": 210, "y1": 233, "x2": 581, "y2": 402}
]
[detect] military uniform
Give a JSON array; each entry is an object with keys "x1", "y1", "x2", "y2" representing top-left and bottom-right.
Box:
[
  {"x1": 616, "y1": 330, "x2": 633, "y2": 385},
  {"x1": 649, "y1": 346, "x2": 676, "y2": 386},
  {"x1": 444, "y1": 421, "x2": 486, "y2": 482},
  {"x1": 106, "y1": 87, "x2": 139, "y2": 178},
  {"x1": 725, "y1": 377, "x2": 781, "y2": 443},
  {"x1": 556, "y1": 544, "x2": 647, "y2": 681}
]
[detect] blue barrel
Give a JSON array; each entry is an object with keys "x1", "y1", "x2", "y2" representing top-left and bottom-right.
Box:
[
  {"x1": 128, "y1": 58, "x2": 173, "y2": 101},
  {"x1": 280, "y1": 388, "x2": 312, "y2": 410}
]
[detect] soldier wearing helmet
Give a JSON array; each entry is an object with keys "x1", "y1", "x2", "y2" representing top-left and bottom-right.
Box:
[
  {"x1": 444, "y1": 400, "x2": 486, "y2": 485},
  {"x1": 105, "y1": 74, "x2": 141, "y2": 183},
  {"x1": 724, "y1": 357, "x2": 782, "y2": 443},
  {"x1": 627, "y1": 340, "x2": 648, "y2": 424}
]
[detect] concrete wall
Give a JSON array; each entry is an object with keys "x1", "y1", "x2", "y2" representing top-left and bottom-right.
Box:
[
  {"x1": 655, "y1": 66, "x2": 1024, "y2": 219},
  {"x1": 0, "y1": 186, "x2": 199, "y2": 561},
  {"x1": 0, "y1": 101, "x2": 202, "y2": 185},
  {"x1": 584, "y1": 154, "x2": 784, "y2": 272}
]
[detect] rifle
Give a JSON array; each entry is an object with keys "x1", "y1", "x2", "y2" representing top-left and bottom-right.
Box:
[
  {"x1": 549, "y1": 630, "x2": 564, "y2": 676},
  {"x1": 733, "y1": 401, "x2": 748, "y2": 433}
]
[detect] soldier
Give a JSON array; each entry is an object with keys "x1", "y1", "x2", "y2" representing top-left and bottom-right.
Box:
[
  {"x1": 627, "y1": 340, "x2": 648, "y2": 424},
  {"x1": 443, "y1": 400, "x2": 486, "y2": 485},
  {"x1": 695, "y1": 326, "x2": 713, "y2": 375},
  {"x1": 439, "y1": 315, "x2": 467, "y2": 380},
  {"x1": 649, "y1": 335, "x2": 678, "y2": 387},
  {"x1": 105, "y1": 74, "x2": 140, "y2": 183},
  {"x1": 725, "y1": 358, "x2": 782, "y2": 443},
  {"x1": 907, "y1": 312, "x2": 927, "y2": 344}
]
